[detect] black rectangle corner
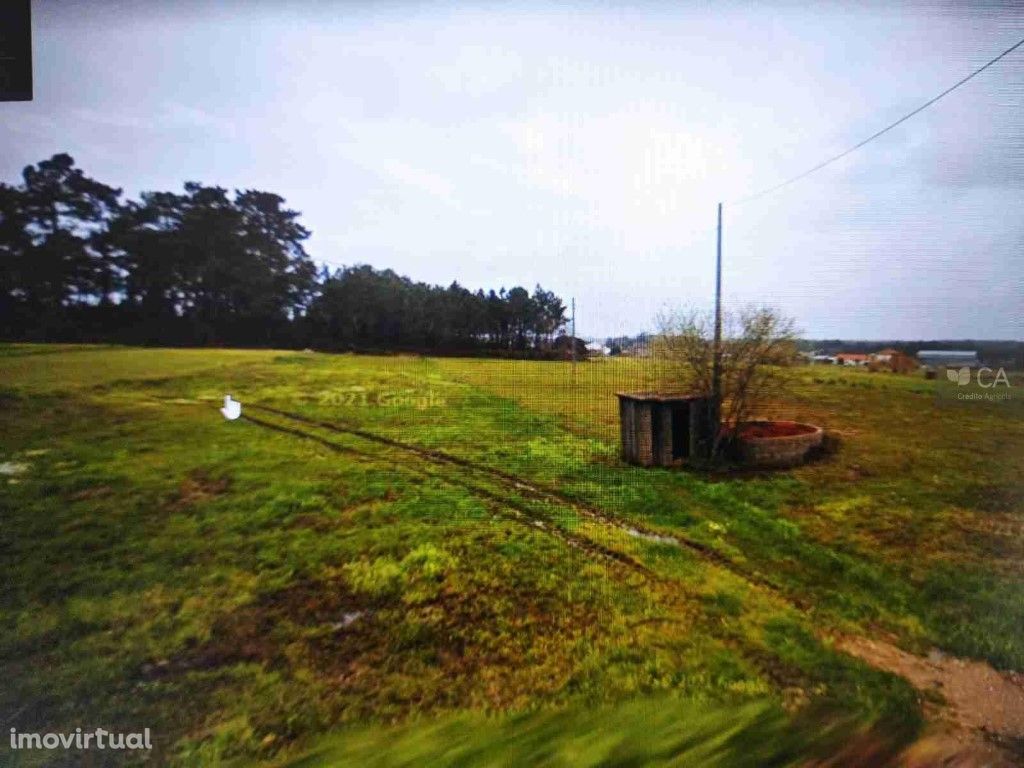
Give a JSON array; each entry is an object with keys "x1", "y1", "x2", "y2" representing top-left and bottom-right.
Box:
[{"x1": 0, "y1": 0, "x2": 33, "y2": 102}]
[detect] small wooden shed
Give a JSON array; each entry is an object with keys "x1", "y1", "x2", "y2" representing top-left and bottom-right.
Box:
[{"x1": 616, "y1": 392, "x2": 713, "y2": 467}]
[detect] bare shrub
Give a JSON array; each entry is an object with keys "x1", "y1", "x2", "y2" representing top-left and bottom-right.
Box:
[{"x1": 655, "y1": 305, "x2": 799, "y2": 457}]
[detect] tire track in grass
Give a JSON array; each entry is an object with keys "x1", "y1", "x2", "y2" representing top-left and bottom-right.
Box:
[
  {"x1": 148, "y1": 395, "x2": 803, "y2": 606},
  {"x1": 159, "y1": 398, "x2": 1024, "y2": 761},
  {"x1": 241, "y1": 413, "x2": 654, "y2": 577},
  {"x1": 242, "y1": 412, "x2": 817, "y2": 693},
  {"x1": 245, "y1": 402, "x2": 799, "y2": 604},
  {"x1": 243, "y1": 410, "x2": 867, "y2": 725},
  {"x1": 168, "y1": 400, "x2": 927, "y2": 737}
]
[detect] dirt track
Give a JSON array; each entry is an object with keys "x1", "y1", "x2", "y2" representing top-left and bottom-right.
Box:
[
  {"x1": 246, "y1": 401, "x2": 796, "y2": 599},
  {"x1": 839, "y1": 636, "x2": 1024, "y2": 767},
  {"x1": 172, "y1": 397, "x2": 1024, "y2": 766}
]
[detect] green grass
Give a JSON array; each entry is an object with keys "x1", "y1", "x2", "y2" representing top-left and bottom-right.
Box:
[
  {"x1": 275, "y1": 698, "x2": 887, "y2": 768},
  {"x1": 1, "y1": 345, "x2": 1021, "y2": 765}
]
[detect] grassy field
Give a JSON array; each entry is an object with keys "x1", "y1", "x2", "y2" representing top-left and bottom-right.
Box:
[{"x1": 1, "y1": 345, "x2": 1021, "y2": 766}]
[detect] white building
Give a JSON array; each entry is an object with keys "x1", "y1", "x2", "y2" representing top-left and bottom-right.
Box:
[{"x1": 917, "y1": 350, "x2": 978, "y2": 368}]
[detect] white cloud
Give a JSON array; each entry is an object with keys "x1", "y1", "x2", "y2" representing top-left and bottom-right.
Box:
[
  {"x1": 70, "y1": 107, "x2": 145, "y2": 130},
  {"x1": 163, "y1": 103, "x2": 238, "y2": 139},
  {"x1": 426, "y1": 45, "x2": 527, "y2": 97},
  {"x1": 376, "y1": 158, "x2": 458, "y2": 207},
  {"x1": 4, "y1": 1, "x2": 1021, "y2": 338}
]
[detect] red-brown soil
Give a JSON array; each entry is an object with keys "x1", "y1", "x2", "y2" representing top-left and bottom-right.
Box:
[
  {"x1": 736, "y1": 421, "x2": 818, "y2": 440},
  {"x1": 836, "y1": 635, "x2": 1024, "y2": 767}
]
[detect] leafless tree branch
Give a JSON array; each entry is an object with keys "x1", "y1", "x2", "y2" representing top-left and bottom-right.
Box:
[{"x1": 655, "y1": 305, "x2": 799, "y2": 458}]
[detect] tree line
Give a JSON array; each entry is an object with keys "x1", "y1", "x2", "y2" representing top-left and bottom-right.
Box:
[{"x1": 0, "y1": 154, "x2": 569, "y2": 354}]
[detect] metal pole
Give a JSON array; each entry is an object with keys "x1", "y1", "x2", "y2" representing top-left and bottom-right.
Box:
[
  {"x1": 571, "y1": 297, "x2": 576, "y2": 365},
  {"x1": 710, "y1": 202, "x2": 723, "y2": 456}
]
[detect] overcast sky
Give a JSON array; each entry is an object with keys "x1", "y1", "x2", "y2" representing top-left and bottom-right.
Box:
[{"x1": 2, "y1": 0, "x2": 1022, "y2": 339}]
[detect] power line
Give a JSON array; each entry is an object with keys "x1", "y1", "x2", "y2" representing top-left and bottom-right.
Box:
[
  {"x1": 728, "y1": 34, "x2": 1024, "y2": 207},
  {"x1": 313, "y1": 35, "x2": 1023, "y2": 272}
]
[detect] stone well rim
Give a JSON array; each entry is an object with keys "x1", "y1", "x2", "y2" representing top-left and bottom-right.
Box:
[{"x1": 734, "y1": 419, "x2": 824, "y2": 444}]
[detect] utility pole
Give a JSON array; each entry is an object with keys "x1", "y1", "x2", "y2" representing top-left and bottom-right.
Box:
[
  {"x1": 570, "y1": 297, "x2": 577, "y2": 366},
  {"x1": 710, "y1": 202, "x2": 723, "y2": 458}
]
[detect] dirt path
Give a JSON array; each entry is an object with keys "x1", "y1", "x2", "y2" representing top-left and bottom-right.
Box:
[
  {"x1": 245, "y1": 401, "x2": 800, "y2": 601},
  {"x1": 241, "y1": 412, "x2": 655, "y2": 576},
  {"x1": 838, "y1": 635, "x2": 1024, "y2": 767}
]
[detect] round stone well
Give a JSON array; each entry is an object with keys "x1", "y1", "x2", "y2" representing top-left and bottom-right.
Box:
[{"x1": 733, "y1": 420, "x2": 824, "y2": 469}]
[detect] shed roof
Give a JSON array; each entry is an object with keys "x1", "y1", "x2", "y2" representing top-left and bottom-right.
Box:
[{"x1": 615, "y1": 391, "x2": 708, "y2": 403}]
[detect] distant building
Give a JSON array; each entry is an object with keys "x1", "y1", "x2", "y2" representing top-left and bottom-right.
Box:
[
  {"x1": 585, "y1": 341, "x2": 610, "y2": 356},
  {"x1": 869, "y1": 348, "x2": 918, "y2": 374},
  {"x1": 917, "y1": 350, "x2": 979, "y2": 368},
  {"x1": 870, "y1": 348, "x2": 900, "y2": 363},
  {"x1": 835, "y1": 353, "x2": 871, "y2": 367}
]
